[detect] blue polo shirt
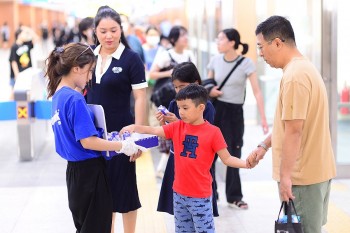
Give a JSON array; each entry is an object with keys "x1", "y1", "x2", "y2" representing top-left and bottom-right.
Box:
[{"x1": 51, "y1": 87, "x2": 100, "y2": 161}]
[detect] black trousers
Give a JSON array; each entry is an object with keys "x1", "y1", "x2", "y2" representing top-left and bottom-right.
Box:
[
  {"x1": 67, "y1": 157, "x2": 113, "y2": 233},
  {"x1": 214, "y1": 100, "x2": 244, "y2": 203}
]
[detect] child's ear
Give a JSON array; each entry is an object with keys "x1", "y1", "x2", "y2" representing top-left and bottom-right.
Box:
[
  {"x1": 72, "y1": 66, "x2": 80, "y2": 73},
  {"x1": 199, "y1": 103, "x2": 206, "y2": 111}
]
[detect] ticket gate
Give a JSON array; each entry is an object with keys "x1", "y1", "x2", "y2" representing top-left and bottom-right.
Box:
[{"x1": 13, "y1": 68, "x2": 52, "y2": 161}]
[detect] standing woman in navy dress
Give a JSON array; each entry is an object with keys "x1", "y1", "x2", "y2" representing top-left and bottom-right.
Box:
[{"x1": 86, "y1": 6, "x2": 147, "y2": 233}]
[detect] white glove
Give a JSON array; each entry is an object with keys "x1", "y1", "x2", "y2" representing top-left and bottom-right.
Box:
[{"x1": 118, "y1": 138, "x2": 146, "y2": 156}]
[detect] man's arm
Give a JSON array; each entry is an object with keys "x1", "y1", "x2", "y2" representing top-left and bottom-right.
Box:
[
  {"x1": 246, "y1": 133, "x2": 272, "y2": 168},
  {"x1": 279, "y1": 119, "x2": 303, "y2": 201}
]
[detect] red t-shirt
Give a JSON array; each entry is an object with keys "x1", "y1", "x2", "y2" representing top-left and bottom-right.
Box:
[{"x1": 162, "y1": 120, "x2": 227, "y2": 198}]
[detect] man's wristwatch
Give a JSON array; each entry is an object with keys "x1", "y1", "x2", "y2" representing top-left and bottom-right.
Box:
[{"x1": 257, "y1": 142, "x2": 268, "y2": 152}]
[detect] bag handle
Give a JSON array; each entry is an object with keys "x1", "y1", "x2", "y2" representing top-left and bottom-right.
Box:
[
  {"x1": 287, "y1": 199, "x2": 300, "y2": 223},
  {"x1": 217, "y1": 57, "x2": 245, "y2": 91},
  {"x1": 277, "y1": 199, "x2": 300, "y2": 223}
]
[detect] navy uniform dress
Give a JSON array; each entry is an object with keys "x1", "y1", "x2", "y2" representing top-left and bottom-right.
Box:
[
  {"x1": 86, "y1": 43, "x2": 147, "y2": 213},
  {"x1": 157, "y1": 99, "x2": 219, "y2": 217}
]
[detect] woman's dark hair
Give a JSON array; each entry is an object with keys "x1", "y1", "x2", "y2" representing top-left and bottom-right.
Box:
[
  {"x1": 78, "y1": 17, "x2": 94, "y2": 41},
  {"x1": 222, "y1": 28, "x2": 249, "y2": 55},
  {"x1": 171, "y1": 62, "x2": 201, "y2": 85},
  {"x1": 175, "y1": 83, "x2": 208, "y2": 106},
  {"x1": 93, "y1": 5, "x2": 130, "y2": 48},
  {"x1": 45, "y1": 42, "x2": 96, "y2": 98},
  {"x1": 168, "y1": 25, "x2": 187, "y2": 47}
]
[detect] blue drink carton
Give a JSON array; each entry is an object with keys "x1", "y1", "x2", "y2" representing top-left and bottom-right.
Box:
[{"x1": 157, "y1": 105, "x2": 169, "y2": 115}]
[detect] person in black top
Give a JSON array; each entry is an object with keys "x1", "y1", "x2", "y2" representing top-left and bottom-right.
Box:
[{"x1": 86, "y1": 6, "x2": 147, "y2": 233}]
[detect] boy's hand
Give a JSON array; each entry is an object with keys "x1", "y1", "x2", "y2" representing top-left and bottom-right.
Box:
[
  {"x1": 120, "y1": 124, "x2": 135, "y2": 136},
  {"x1": 119, "y1": 138, "x2": 146, "y2": 156},
  {"x1": 246, "y1": 152, "x2": 259, "y2": 168},
  {"x1": 163, "y1": 112, "x2": 178, "y2": 123}
]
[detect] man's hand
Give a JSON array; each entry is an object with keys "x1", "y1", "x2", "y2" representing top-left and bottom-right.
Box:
[
  {"x1": 279, "y1": 177, "x2": 295, "y2": 201},
  {"x1": 255, "y1": 147, "x2": 268, "y2": 161}
]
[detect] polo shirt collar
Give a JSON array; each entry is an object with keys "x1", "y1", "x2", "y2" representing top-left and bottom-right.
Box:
[{"x1": 93, "y1": 43, "x2": 125, "y2": 60}]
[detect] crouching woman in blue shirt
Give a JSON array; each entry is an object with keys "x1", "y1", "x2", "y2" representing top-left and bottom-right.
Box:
[{"x1": 45, "y1": 42, "x2": 144, "y2": 233}]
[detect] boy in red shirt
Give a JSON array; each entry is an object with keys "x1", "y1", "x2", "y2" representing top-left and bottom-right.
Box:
[{"x1": 121, "y1": 84, "x2": 254, "y2": 232}]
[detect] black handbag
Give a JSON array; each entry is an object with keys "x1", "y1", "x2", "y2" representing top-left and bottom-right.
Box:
[
  {"x1": 150, "y1": 77, "x2": 176, "y2": 108},
  {"x1": 202, "y1": 57, "x2": 245, "y2": 103},
  {"x1": 150, "y1": 51, "x2": 191, "y2": 108},
  {"x1": 275, "y1": 199, "x2": 304, "y2": 233}
]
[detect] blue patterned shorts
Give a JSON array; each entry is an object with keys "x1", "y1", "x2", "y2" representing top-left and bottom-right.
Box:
[{"x1": 173, "y1": 191, "x2": 215, "y2": 233}]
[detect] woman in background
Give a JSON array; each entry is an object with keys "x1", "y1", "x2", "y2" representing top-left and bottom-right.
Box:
[{"x1": 207, "y1": 28, "x2": 268, "y2": 209}]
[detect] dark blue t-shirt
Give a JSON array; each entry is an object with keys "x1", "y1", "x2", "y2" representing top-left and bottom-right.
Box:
[{"x1": 51, "y1": 87, "x2": 100, "y2": 161}]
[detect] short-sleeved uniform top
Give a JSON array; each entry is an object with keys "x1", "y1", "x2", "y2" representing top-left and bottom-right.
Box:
[
  {"x1": 207, "y1": 54, "x2": 255, "y2": 104},
  {"x1": 86, "y1": 43, "x2": 147, "y2": 131},
  {"x1": 51, "y1": 87, "x2": 100, "y2": 161},
  {"x1": 163, "y1": 120, "x2": 227, "y2": 198},
  {"x1": 9, "y1": 41, "x2": 34, "y2": 78},
  {"x1": 86, "y1": 43, "x2": 147, "y2": 213},
  {"x1": 272, "y1": 57, "x2": 336, "y2": 185}
]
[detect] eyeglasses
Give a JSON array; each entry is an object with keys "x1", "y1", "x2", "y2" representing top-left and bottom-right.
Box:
[{"x1": 257, "y1": 37, "x2": 285, "y2": 51}]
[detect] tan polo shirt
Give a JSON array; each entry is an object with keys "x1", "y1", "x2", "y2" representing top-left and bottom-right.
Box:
[{"x1": 272, "y1": 57, "x2": 336, "y2": 185}]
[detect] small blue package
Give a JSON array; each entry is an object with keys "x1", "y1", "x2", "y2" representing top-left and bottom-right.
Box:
[{"x1": 106, "y1": 131, "x2": 159, "y2": 158}]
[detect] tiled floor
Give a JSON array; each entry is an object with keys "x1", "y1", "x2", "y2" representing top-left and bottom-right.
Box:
[
  {"x1": 1, "y1": 120, "x2": 350, "y2": 233},
  {"x1": 1, "y1": 42, "x2": 350, "y2": 233}
]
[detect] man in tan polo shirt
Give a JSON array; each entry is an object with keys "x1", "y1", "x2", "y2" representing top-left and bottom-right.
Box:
[{"x1": 249, "y1": 15, "x2": 336, "y2": 233}]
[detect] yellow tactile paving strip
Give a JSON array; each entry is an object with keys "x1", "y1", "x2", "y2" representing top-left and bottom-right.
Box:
[
  {"x1": 136, "y1": 150, "x2": 167, "y2": 233},
  {"x1": 325, "y1": 202, "x2": 350, "y2": 233},
  {"x1": 324, "y1": 183, "x2": 350, "y2": 233},
  {"x1": 134, "y1": 154, "x2": 350, "y2": 233}
]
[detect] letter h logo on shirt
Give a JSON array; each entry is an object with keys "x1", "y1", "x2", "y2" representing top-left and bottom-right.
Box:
[{"x1": 180, "y1": 135, "x2": 198, "y2": 159}]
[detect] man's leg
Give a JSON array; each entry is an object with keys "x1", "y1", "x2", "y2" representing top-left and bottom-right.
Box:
[{"x1": 292, "y1": 180, "x2": 332, "y2": 233}]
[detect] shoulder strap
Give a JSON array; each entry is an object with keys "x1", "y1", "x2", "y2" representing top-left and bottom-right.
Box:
[
  {"x1": 167, "y1": 50, "x2": 177, "y2": 64},
  {"x1": 217, "y1": 57, "x2": 245, "y2": 91}
]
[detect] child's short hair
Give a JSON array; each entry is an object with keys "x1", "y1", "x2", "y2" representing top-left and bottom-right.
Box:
[{"x1": 175, "y1": 83, "x2": 208, "y2": 106}]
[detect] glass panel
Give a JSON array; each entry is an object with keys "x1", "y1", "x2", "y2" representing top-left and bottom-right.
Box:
[
  {"x1": 187, "y1": 0, "x2": 222, "y2": 78},
  {"x1": 255, "y1": 0, "x2": 322, "y2": 125},
  {"x1": 337, "y1": 1, "x2": 350, "y2": 164}
]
